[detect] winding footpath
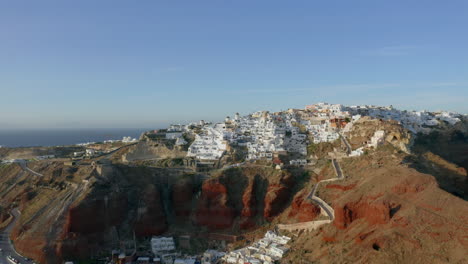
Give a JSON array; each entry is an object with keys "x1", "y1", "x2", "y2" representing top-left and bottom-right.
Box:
[
  {"x1": 340, "y1": 133, "x2": 352, "y2": 155},
  {"x1": 278, "y1": 159, "x2": 344, "y2": 232}
]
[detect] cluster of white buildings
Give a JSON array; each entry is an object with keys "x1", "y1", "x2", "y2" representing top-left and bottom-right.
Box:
[
  {"x1": 235, "y1": 111, "x2": 286, "y2": 160},
  {"x1": 231, "y1": 110, "x2": 309, "y2": 160},
  {"x1": 103, "y1": 136, "x2": 138, "y2": 144},
  {"x1": 157, "y1": 102, "x2": 464, "y2": 163},
  {"x1": 346, "y1": 105, "x2": 462, "y2": 134},
  {"x1": 150, "y1": 236, "x2": 179, "y2": 264},
  {"x1": 306, "y1": 122, "x2": 340, "y2": 144},
  {"x1": 201, "y1": 249, "x2": 225, "y2": 264},
  {"x1": 187, "y1": 124, "x2": 229, "y2": 160},
  {"x1": 222, "y1": 231, "x2": 291, "y2": 264},
  {"x1": 148, "y1": 236, "x2": 226, "y2": 264},
  {"x1": 165, "y1": 131, "x2": 188, "y2": 146},
  {"x1": 76, "y1": 136, "x2": 139, "y2": 146},
  {"x1": 303, "y1": 103, "x2": 349, "y2": 144}
]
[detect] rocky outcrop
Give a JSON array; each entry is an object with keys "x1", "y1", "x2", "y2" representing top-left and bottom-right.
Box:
[
  {"x1": 134, "y1": 185, "x2": 167, "y2": 237},
  {"x1": 288, "y1": 194, "x2": 321, "y2": 222},
  {"x1": 345, "y1": 117, "x2": 412, "y2": 153},
  {"x1": 195, "y1": 180, "x2": 235, "y2": 230},
  {"x1": 66, "y1": 193, "x2": 128, "y2": 234},
  {"x1": 122, "y1": 141, "x2": 186, "y2": 162},
  {"x1": 334, "y1": 199, "x2": 402, "y2": 229},
  {"x1": 172, "y1": 177, "x2": 197, "y2": 222},
  {"x1": 195, "y1": 168, "x2": 305, "y2": 230},
  {"x1": 239, "y1": 179, "x2": 259, "y2": 230},
  {"x1": 263, "y1": 184, "x2": 291, "y2": 220},
  {"x1": 263, "y1": 174, "x2": 295, "y2": 220},
  {"x1": 325, "y1": 183, "x2": 357, "y2": 191}
]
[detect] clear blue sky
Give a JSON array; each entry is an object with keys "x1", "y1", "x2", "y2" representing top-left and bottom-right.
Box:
[{"x1": 1, "y1": 0, "x2": 467, "y2": 129}]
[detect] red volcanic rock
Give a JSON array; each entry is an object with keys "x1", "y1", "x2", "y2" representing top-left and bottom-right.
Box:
[
  {"x1": 334, "y1": 199, "x2": 401, "y2": 229},
  {"x1": 288, "y1": 194, "x2": 321, "y2": 222},
  {"x1": 392, "y1": 181, "x2": 427, "y2": 194},
  {"x1": 325, "y1": 183, "x2": 357, "y2": 191},
  {"x1": 239, "y1": 179, "x2": 260, "y2": 230},
  {"x1": 355, "y1": 230, "x2": 375, "y2": 243},
  {"x1": 241, "y1": 180, "x2": 258, "y2": 218},
  {"x1": 322, "y1": 236, "x2": 337, "y2": 242},
  {"x1": 264, "y1": 184, "x2": 290, "y2": 220},
  {"x1": 134, "y1": 185, "x2": 168, "y2": 237},
  {"x1": 172, "y1": 178, "x2": 196, "y2": 220},
  {"x1": 67, "y1": 194, "x2": 128, "y2": 234},
  {"x1": 296, "y1": 201, "x2": 321, "y2": 222},
  {"x1": 57, "y1": 234, "x2": 91, "y2": 262},
  {"x1": 280, "y1": 174, "x2": 295, "y2": 188},
  {"x1": 10, "y1": 234, "x2": 49, "y2": 264},
  {"x1": 196, "y1": 180, "x2": 235, "y2": 230},
  {"x1": 239, "y1": 218, "x2": 256, "y2": 230}
]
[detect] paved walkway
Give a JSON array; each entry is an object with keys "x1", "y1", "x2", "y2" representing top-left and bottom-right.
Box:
[
  {"x1": 278, "y1": 159, "x2": 344, "y2": 232},
  {"x1": 339, "y1": 133, "x2": 352, "y2": 155}
]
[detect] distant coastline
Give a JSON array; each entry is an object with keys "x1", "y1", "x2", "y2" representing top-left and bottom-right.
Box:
[{"x1": 0, "y1": 128, "x2": 151, "y2": 148}]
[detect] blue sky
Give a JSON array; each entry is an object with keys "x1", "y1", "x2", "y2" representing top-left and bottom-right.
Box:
[{"x1": 0, "y1": 0, "x2": 467, "y2": 129}]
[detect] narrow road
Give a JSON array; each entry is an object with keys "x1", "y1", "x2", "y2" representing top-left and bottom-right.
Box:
[
  {"x1": 0, "y1": 209, "x2": 34, "y2": 264},
  {"x1": 339, "y1": 133, "x2": 352, "y2": 154},
  {"x1": 332, "y1": 159, "x2": 344, "y2": 179},
  {"x1": 96, "y1": 142, "x2": 138, "y2": 160},
  {"x1": 17, "y1": 161, "x2": 43, "y2": 177}
]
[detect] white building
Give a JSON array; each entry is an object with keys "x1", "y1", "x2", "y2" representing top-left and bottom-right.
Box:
[
  {"x1": 175, "y1": 137, "x2": 187, "y2": 146},
  {"x1": 290, "y1": 159, "x2": 307, "y2": 166},
  {"x1": 187, "y1": 125, "x2": 227, "y2": 160},
  {"x1": 86, "y1": 149, "x2": 96, "y2": 156},
  {"x1": 368, "y1": 130, "x2": 385, "y2": 148},
  {"x1": 166, "y1": 132, "x2": 184, "y2": 140},
  {"x1": 151, "y1": 236, "x2": 176, "y2": 256},
  {"x1": 202, "y1": 250, "x2": 225, "y2": 264},
  {"x1": 222, "y1": 231, "x2": 290, "y2": 264}
]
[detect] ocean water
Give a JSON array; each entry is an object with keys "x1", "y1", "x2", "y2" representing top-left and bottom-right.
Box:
[{"x1": 0, "y1": 128, "x2": 150, "y2": 148}]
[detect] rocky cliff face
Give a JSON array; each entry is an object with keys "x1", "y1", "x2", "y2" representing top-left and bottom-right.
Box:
[
  {"x1": 2, "y1": 118, "x2": 467, "y2": 264},
  {"x1": 334, "y1": 199, "x2": 402, "y2": 229},
  {"x1": 195, "y1": 180, "x2": 236, "y2": 230},
  {"x1": 346, "y1": 117, "x2": 413, "y2": 153},
  {"x1": 1, "y1": 162, "x2": 310, "y2": 263},
  {"x1": 283, "y1": 141, "x2": 468, "y2": 264},
  {"x1": 0, "y1": 163, "x2": 205, "y2": 263},
  {"x1": 172, "y1": 177, "x2": 198, "y2": 222},
  {"x1": 195, "y1": 167, "x2": 309, "y2": 231},
  {"x1": 288, "y1": 193, "x2": 321, "y2": 222},
  {"x1": 122, "y1": 140, "x2": 186, "y2": 162},
  {"x1": 134, "y1": 184, "x2": 168, "y2": 236}
]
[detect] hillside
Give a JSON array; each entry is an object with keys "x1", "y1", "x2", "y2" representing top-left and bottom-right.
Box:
[
  {"x1": 282, "y1": 145, "x2": 467, "y2": 263},
  {"x1": 0, "y1": 116, "x2": 467, "y2": 264}
]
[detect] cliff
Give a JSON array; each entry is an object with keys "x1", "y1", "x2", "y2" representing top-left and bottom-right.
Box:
[
  {"x1": 283, "y1": 143, "x2": 468, "y2": 264},
  {"x1": 1, "y1": 118, "x2": 467, "y2": 263},
  {"x1": 195, "y1": 167, "x2": 310, "y2": 231}
]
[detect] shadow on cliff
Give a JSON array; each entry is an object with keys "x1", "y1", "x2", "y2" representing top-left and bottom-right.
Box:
[
  {"x1": 402, "y1": 155, "x2": 467, "y2": 201},
  {"x1": 413, "y1": 130, "x2": 468, "y2": 171},
  {"x1": 60, "y1": 164, "x2": 206, "y2": 261}
]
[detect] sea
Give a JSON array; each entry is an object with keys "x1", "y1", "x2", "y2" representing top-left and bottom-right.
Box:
[{"x1": 0, "y1": 128, "x2": 151, "y2": 148}]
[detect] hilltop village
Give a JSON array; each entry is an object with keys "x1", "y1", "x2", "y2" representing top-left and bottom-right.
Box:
[
  {"x1": 147, "y1": 102, "x2": 462, "y2": 169},
  {"x1": 0, "y1": 102, "x2": 466, "y2": 264}
]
